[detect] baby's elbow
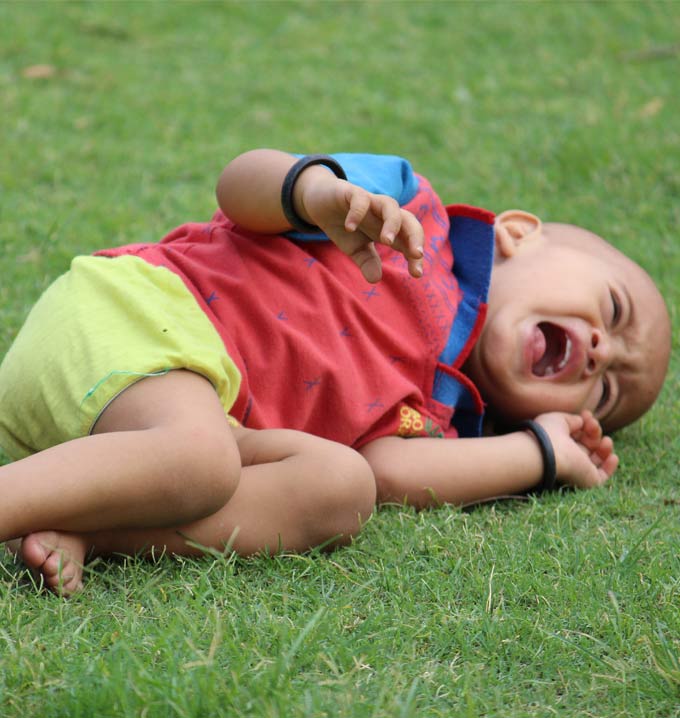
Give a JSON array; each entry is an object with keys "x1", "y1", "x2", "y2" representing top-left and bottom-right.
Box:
[
  {"x1": 362, "y1": 445, "x2": 438, "y2": 509},
  {"x1": 360, "y1": 444, "x2": 409, "y2": 506},
  {"x1": 374, "y1": 473, "x2": 433, "y2": 508},
  {"x1": 373, "y1": 470, "x2": 405, "y2": 505},
  {"x1": 361, "y1": 438, "x2": 441, "y2": 509}
]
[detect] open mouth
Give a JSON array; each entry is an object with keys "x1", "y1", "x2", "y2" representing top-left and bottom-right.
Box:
[{"x1": 531, "y1": 322, "x2": 572, "y2": 377}]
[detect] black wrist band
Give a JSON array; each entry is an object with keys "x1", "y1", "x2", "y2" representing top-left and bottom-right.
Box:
[
  {"x1": 280, "y1": 154, "x2": 347, "y2": 233},
  {"x1": 517, "y1": 420, "x2": 557, "y2": 493}
]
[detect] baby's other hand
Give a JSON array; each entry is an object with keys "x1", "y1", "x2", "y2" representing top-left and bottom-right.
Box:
[
  {"x1": 301, "y1": 176, "x2": 425, "y2": 283},
  {"x1": 533, "y1": 410, "x2": 618, "y2": 489}
]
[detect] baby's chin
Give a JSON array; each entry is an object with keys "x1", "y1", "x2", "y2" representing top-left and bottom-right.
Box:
[
  {"x1": 483, "y1": 400, "x2": 537, "y2": 427},
  {"x1": 463, "y1": 342, "x2": 569, "y2": 423},
  {"x1": 479, "y1": 384, "x2": 573, "y2": 426}
]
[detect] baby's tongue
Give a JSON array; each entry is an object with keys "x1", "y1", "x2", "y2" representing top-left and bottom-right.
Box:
[{"x1": 530, "y1": 325, "x2": 547, "y2": 365}]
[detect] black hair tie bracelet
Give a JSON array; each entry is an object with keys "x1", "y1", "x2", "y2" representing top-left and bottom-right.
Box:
[
  {"x1": 516, "y1": 420, "x2": 557, "y2": 493},
  {"x1": 280, "y1": 155, "x2": 347, "y2": 233}
]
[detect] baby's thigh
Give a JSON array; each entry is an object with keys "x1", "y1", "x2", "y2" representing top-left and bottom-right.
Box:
[{"x1": 93, "y1": 368, "x2": 244, "y2": 519}]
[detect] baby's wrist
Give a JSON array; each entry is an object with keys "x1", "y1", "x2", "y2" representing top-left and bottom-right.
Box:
[
  {"x1": 292, "y1": 166, "x2": 336, "y2": 226},
  {"x1": 281, "y1": 155, "x2": 347, "y2": 232},
  {"x1": 499, "y1": 422, "x2": 558, "y2": 493},
  {"x1": 516, "y1": 420, "x2": 557, "y2": 492}
]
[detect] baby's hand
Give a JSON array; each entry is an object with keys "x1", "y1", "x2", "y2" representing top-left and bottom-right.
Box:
[
  {"x1": 298, "y1": 173, "x2": 424, "y2": 283},
  {"x1": 533, "y1": 411, "x2": 618, "y2": 489}
]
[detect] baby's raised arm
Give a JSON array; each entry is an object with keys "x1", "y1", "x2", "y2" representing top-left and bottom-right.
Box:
[
  {"x1": 359, "y1": 411, "x2": 618, "y2": 508},
  {"x1": 216, "y1": 149, "x2": 424, "y2": 283}
]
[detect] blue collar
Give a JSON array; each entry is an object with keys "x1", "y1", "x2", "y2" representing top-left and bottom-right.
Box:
[{"x1": 432, "y1": 206, "x2": 495, "y2": 437}]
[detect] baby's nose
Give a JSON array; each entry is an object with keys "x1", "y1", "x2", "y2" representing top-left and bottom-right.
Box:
[{"x1": 585, "y1": 329, "x2": 611, "y2": 374}]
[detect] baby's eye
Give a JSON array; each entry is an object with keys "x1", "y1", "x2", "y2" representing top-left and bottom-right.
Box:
[
  {"x1": 610, "y1": 290, "x2": 621, "y2": 326},
  {"x1": 597, "y1": 376, "x2": 611, "y2": 413}
]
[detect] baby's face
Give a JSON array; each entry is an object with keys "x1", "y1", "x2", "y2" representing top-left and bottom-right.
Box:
[{"x1": 463, "y1": 216, "x2": 670, "y2": 431}]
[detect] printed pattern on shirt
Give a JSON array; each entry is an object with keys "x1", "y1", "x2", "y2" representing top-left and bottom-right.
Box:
[{"x1": 397, "y1": 405, "x2": 445, "y2": 438}]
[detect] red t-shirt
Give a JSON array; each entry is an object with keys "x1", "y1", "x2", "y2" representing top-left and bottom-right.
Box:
[{"x1": 96, "y1": 162, "x2": 494, "y2": 447}]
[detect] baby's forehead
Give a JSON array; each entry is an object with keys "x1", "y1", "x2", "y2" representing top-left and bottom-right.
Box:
[{"x1": 544, "y1": 222, "x2": 649, "y2": 285}]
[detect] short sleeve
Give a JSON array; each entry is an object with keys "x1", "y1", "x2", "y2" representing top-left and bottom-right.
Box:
[
  {"x1": 285, "y1": 153, "x2": 419, "y2": 242},
  {"x1": 330, "y1": 153, "x2": 418, "y2": 205}
]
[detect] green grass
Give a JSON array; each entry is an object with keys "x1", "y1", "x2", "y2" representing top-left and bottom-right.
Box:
[{"x1": 0, "y1": 1, "x2": 678, "y2": 716}]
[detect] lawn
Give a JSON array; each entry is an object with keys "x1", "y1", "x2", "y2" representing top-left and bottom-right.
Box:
[{"x1": 0, "y1": 2, "x2": 678, "y2": 716}]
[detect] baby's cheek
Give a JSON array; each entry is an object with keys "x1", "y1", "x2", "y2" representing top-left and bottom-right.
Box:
[{"x1": 582, "y1": 378, "x2": 606, "y2": 416}]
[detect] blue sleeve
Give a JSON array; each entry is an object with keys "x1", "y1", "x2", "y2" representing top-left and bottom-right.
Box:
[{"x1": 285, "y1": 153, "x2": 419, "y2": 242}]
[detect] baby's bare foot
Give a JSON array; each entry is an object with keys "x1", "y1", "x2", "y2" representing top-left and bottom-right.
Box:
[{"x1": 19, "y1": 531, "x2": 88, "y2": 596}]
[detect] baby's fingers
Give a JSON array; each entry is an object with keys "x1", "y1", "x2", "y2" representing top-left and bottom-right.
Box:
[
  {"x1": 588, "y1": 435, "x2": 618, "y2": 483},
  {"x1": 593, "y1": 447, "x2": 619, "y2": 482},
  {"x1": 560, "y1": 412, "x2": 586, "y2": 436},
  {"x1": 340, "y1": 186, "x2": 424, "y2": 278},
  {"x1": 581, "y1": 410, "x2": 602, "y2": 439},
  {"x1": 392, "y1": 210, "x2": 425, "y2": 278},
  {"x1": 598, "y1": 452, "x2": 619, "y2": 480},
  {"x1": 343, "y1": 190, "x2": 401, "y2": 242},
  {"x1": 578, "y1": 412, "x2": 617, "y2": 459},
  {"x1": 344, "y1": 190, "x2": 372, "y2": 233},
  {"x1": 350, "y1": 243, "x2": 383, "y2": 284},
  {"x1": 375, "y1": 197, "x2": 406, "y2": 246}
]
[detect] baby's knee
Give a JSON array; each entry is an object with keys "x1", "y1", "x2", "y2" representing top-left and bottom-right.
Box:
[
  {"x1": 162, "y1": 424, "x2": 241, "y2": 522},
  {"x1": 309, "y1": 446, "x2": 376, "y2": 547}
]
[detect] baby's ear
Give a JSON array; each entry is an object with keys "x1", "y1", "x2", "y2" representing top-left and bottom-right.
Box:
[{"x1": 495, "y1": 210, "x2": 542, "y2": 258}]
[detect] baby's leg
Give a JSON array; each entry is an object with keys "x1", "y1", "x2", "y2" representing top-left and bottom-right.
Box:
[
  {"x1": 19, "y1": 428, "x2": 376, "y2": 594},
  {"x1": 87, "y1": 427, "x2": 376, "y2": 556},
  {"x1": 0, "y1": 370, "x2": 241, "y2": 543}
]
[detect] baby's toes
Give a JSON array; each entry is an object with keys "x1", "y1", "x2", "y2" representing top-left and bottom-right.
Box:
[
  {"x1": 43, "y1": 552, "x2": 83, "y2": 595},
  {"x1": 52, "y1": 571, "x2": 83, "y2": 597},
  {"x1": 20, "y1": 534, "x2": 52, "y2": 570},
  {"x1": 43, "y1": 551, "x2": 73, "y2": 582},
  {"x1": 41, "y1": 552, "x2": 63, "y2": 586}
]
